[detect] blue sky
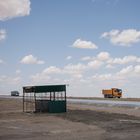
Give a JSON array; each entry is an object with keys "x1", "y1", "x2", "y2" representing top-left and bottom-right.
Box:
[{"x1": 0, "y1": 0, "x2": 140, "y2": 97}]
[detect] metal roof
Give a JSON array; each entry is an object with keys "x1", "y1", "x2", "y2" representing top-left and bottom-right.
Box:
[{"x1": 23, "y1": 85, "x2": 66, "y2": 93}]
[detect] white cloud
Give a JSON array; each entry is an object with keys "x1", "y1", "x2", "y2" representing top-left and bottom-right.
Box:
[
  {"x1": 20, "y1": 54, "x2": 45, "y2": 64},
  {"x1": 118, "y1": 65, "x2": 133, "y2": 75},
  {"x1": 29, "y1": 61, "x2": 140, "y2": 97},
  {"x1": 106, "y1": 64, "x2": 115, "y2": 69},
  {"x1": 0, "y1": 59, "x2": 4, "y2": 64},
  {"x1": 92, "y1": 73, "x2": 112, "y2": 81},
  {"x1": 30, "y1": 67, "x2": 63, "y2": 85},
  {"x1": 73, "y1": 74, "x2": 83, "y2": 79},
  {"x1": 16, "y1": 70, "x2": 21, "y2": 74},
  {"x1": 30, "y1": 63, "x2": 86, "y2": 84},
  {"x1": 97, "y1": 51, "x2": 110, "y2": 61},
  {"x1": 117, "y1": 65, "x2": 140, "y2": 78},
  {"x1": 81, "y1": 56, "x2": 91, "y2": 61},
  {"x1": 43, "y1": 66, "x2": 61, "y2": 74},
  {"x1": 81, "y1": 52, "x2": 110, "y2": 62},
  {"x1": 64, "y1": 63, "x2": 86, "y2": 75},
  {"x1": 72, "y1": 39, "x2": 98, "y2": 49},
  {"x1": 80, "y1": 52, "x2": 140, "y2": 71},
  {"x1": 66, "y1": 56, "x2": 72, "y2": 60},
  {"x1": 25, "y1": 51, "x2": 140, "y2": 98},
  {"x1": 101, "y1": 29, "x2": 140, "y2": 46},
  {"x1": 0, "y1": 75, "x2": 21, "y2": 85},
  {"x1": 102, "y1": 30, "x2": 119, "y2": 38},
  {"x1": 30, "y1": 73, "x2": 51, "y2": 85},
  {"x1": 0, "y1": 29, "x2": 6, "y2": 41},
  {"x1": 108, "y1": 55, "x2": 140, "y2": 65},
  {"x1": 92, "y1": 64, "x2": 140, "y2": 81},
  {"x1": 134, "y1": 65, "x2": 140, "y2": 73},
  {"x1": 88, "y1": 60, "x2": 103, "y2": 69},
  {"x1": 0, "y1": 0, "x2": 31, "y2": 21}
]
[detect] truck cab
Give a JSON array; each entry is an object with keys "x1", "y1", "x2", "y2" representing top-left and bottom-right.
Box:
[
  {"x1": 102, "y1": 88, "x2": 122, "y2": 98},
  {"x1": 112, "y1": 88, "x2": 122, "y2": 98}
]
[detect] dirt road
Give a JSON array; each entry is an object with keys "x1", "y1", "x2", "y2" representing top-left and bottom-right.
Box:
[{"x1": 0, "y1": 98, "x2": 140, "y2": 140}]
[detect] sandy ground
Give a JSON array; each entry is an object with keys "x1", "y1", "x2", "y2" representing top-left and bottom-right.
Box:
[{"x1": 0, "y1": 98, "x2": 140, "y2": 140}]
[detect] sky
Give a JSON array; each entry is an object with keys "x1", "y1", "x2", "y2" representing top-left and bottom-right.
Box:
[{"x1": 0, "y1": 0, "x2": 140, "y2": 97}]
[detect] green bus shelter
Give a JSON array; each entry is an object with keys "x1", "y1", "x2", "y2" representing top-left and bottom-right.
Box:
[{"x1": 23, "y1": 85, "x2": 67, "y2": 113}]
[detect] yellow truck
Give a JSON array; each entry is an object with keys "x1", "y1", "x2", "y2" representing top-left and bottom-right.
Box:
[{"x1": 102, "y1": 88, "x2": 122, "y2": 98}]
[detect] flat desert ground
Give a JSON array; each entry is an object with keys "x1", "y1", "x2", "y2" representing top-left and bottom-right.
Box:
[{"x1": 0, "y1": 97, "x2": 140, "y2": 140}]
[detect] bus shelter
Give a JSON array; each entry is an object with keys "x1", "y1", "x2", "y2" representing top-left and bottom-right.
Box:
[{"x1": 23, "y1": 85, "x2": 67, "y2": 113}]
